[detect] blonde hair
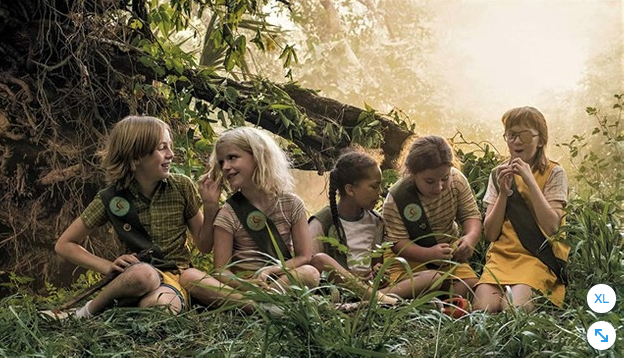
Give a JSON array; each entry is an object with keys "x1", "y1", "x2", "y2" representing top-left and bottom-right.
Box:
[
  {"x1": 501, "y1": 106, "x2": 549, "y2": 173},
  {"x1": 101, "y1": 115, "x2": 170, "y2": 188},
  {"x1": 206, "y1": 127, "x2": 294, "y2": 196}
]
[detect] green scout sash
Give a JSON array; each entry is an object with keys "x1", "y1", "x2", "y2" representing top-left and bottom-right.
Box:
[
  {"x1": 309, "y1": 206, "x2": 349, "y2": 268},
  {"x1": 389, "y1": 178, "x2": 438, "y2": 269},
  {"x1": 490, "y1": 169, "x2": 568, "y2": 285},
  {"x1": 226, "y1": 192, "x2": 293, "y2": 261},
  {"x1": 100, "y1": 185, "x2": 177, "y2": 272}
]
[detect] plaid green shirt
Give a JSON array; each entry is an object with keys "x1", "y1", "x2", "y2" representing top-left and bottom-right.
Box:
[{"x1": 81, "y1": 173, "x2": 202, "y2": 270}]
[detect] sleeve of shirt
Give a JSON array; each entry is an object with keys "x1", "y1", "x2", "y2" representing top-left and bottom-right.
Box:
[
  {"x1": 371, "y1": 210, "x2": 385, "y2": 247},
  {"x1": 308, "y1": 218, "x2": 325, "y2": 255},
  {"x1": 543, "y1": 165, "x2": 568, "y2": 205},
  {"x1": 482, "y1": 169, "x2": 499, "y2": 207},
  {"x1": 80, "y1": 193, "x2": 109, "y2": 229},
  {"x1": 180, "y1": 174, "x2": 202, "y2": 220},
  {"x1": 214, "y1": 203, "x2": 238, "y2": 235},
  {"x1": 290, "y1": 194, "x2": 307, "y2": 223},
  {"x1": 453, "y1": 169, "x2": 482, "y2": 222},
  {"x1": 382, "y1": 192, "x2": 409, "y2": 244}
]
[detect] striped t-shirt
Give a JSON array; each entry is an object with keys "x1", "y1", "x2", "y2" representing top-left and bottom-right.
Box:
[
  {"x1": 383, "y1": 167, "x2": 481, "y2": 244},
  {"x1": 214, "y1": 192, "x2": 307, "y2": 274}
]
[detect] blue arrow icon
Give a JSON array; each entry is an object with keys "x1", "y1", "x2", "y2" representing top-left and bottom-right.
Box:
[
  {"x1": 587, "y1": 321, "x2": 615, "y2": 350},
  {"x1": 595, "y1": 329, "x2": 609, "y2": 342}
]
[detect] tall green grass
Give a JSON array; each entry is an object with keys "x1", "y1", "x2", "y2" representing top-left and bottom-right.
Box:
[
  {"x1": 1, "y1": 285, "x2": 621, "y2": 357},
  {"x1": 1, "y1": 193, "x2": 621, "y2": 357},
  {"x1": 0, "y1": 96, "x2": 623, "y2": 357}
]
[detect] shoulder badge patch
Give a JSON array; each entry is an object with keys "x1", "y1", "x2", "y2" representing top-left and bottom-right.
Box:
[
  {"x1": 109, "y1": 196, "x2": 130, "y2": 217},
  {"x1": 403, "y1": 203, "x2": 423, "y2": 222},
  {"x1": 246, "y1": 210, "x2": 267, "y2": 231},
  {"x1": 328, "y1": 225, "x2": 338, "y2": 239}
]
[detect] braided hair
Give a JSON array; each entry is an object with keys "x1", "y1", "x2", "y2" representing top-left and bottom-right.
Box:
[{"x1": 328, "y1": 151, "x2": 379, "y2": 244}]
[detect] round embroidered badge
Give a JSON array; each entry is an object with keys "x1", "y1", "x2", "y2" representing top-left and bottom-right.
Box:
[
  {"x1": 109, "y1": 196, "x2": 130, "y2": 217},
  {"x1": 246, "y1": 210, "x2": 266, "y2": 231},
  {"x1": 328, "y1": 225, "x2": 338, "y2": 239},
  {"x1": 403, "y1": 203, "x2": 423, "y2": 222}
]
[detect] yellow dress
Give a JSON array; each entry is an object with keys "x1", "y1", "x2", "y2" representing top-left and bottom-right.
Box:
[{"x1": 478, "y1": 162, "x2": 570, "y2": 306}]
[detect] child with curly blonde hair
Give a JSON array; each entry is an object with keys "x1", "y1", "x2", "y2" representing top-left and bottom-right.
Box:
[{"x1": 181, "y1": 127, "x2": 319, "y2": 302}]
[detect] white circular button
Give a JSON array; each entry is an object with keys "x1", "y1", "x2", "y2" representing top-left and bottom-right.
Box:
[
  {"x1": 587, "y1": 284, "x2": 616, "y2": 313},
  {"x1": 587, "y1": 321, "x2": 616, "y2": 350}
]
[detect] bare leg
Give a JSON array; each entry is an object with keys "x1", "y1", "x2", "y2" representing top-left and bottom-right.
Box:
[
  {"x1": 268, "y1": 264, "x2": 320, "y2": 292},
  {"x1": 179, "y1": 268, "x2": 254, "y2": 313},
  {"x1": 87, "y1": 263, "x2": 161, "y2": 315},
  {"x1": 472, "y1": 283, "x2": 502, "y2": 313},
  {"x1": 383, "y1": 270, "x2": 442, "y2": 299},
  {"x1": 442, "y1": 277, "x2": 478, "y2": 298},
  {"x1": 311, "y1": 253, "x2": 397, "y2": 305},
  {"x1": 311, "y1": 253, "x2": 397, "y2": 304},
  {"x1": 139, "y1": 286, "x2": 184, "y2": 314},
  {"x1": 502, "y1": 284, "x2": 535, "y2": 313}
]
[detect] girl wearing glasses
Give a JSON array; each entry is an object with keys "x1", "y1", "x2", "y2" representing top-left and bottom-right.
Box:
[{"x1": 473, "y1": 106, "x2": 569, "y2": 313}]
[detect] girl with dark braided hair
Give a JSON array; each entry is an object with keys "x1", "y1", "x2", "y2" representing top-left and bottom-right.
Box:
[{"x1": 309, "y1": 151, "x2": 398, "y2": 306}]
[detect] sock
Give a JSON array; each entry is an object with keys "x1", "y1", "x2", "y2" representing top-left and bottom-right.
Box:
[{"x1": 75, "y1": 300, "x2": 93, "y2": 319}]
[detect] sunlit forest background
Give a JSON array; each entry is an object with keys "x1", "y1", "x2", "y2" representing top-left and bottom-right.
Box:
[
  {"x1": 248, "y1": 0, "x2": 624, "y2": 211},
  {"x1": 0, "y1": 0, "x2": 623, "y2": 357}
]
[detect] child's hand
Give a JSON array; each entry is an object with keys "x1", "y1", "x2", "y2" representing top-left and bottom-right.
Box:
[
  {"x1": 497, "y1": 165, "x2": 514, "y2": 195},
  {"x1": 366, "y1": 262, "x2": 390, "y2": 286},
  {"x1": 371, "y1": 262, "x2": 383, "y2": 275},
  {"x1": 509, "y1": 158, "x2": 533, "y2": 184},
  {"x1": 452, "y1": 237, "x2": 474, "y2": 262},
  {"x1": 428, "y1": 243, "x2": 454, "y2": 261},
  {"x1": 198, "y1": 176, "x2": 222, "y2": 206},
  {"x1": 253, "y1": 265, "x2": 281, "y2": 289},
  {"x1": 247, "y1": 277, "x2": 271, "y2": 290},
  {"x1": 108, "y1": 253, "x2": 140, "y2": 274}
]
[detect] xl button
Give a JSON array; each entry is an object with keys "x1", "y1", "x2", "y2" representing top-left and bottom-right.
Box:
[{"x1": 587, "y1": 284, "x2": 616, "y2": 313}]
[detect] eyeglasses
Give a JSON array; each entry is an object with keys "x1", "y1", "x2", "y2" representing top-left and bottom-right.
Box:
[{"x1": 503, "y1": 131, "x2": 539, "y2": 144}]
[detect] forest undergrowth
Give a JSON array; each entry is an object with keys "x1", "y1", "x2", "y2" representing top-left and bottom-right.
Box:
[{"x1": 0, "y1": 97, "x2": 622, "y2": 357}]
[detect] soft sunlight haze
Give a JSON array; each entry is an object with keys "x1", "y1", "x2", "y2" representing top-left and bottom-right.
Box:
[{"x1": 430, "y1": 0, "x2": 622, "y2": 117}]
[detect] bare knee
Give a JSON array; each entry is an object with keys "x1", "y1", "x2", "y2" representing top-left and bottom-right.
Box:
[
  {"x1": 425, "y1": 270, "x2": 443, "y2": 290},
  {"x1": 140, "y1": 287, "x2": 183, "y2": 314},
  {"x1": 296, "y1": 264, "x2": 321, "y2": 288},
  {"x1": 472, "y1": 284, "x2": 501, "y2": 313},
  {"x1": 179, "y1": 268, "x2": 207, "y2": 289},
  {"x1": 504, "y1": 284, "x2": 535, "y2": 313},
  {"x1": 118, "y1": 263, "x2": 161, "y2": 295},
  {"x1": 447, "y1": 277, "x2": 478, "y2": 298},
  {"x1": 311, "y1": 253, "x2": 334, "y2": 271},
  {"x1": 510, "y1": 300, "x2": 535, "y2": 313},
  {"x1": 386, "y1": 270, "x2": 442, "y2": 299}
]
